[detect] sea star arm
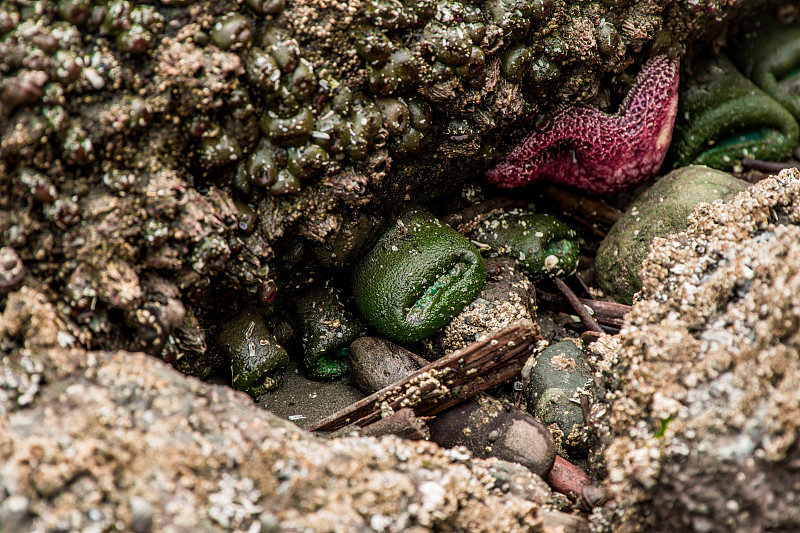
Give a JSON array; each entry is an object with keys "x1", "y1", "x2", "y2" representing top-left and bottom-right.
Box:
[{"x1": 487, "y1": 55, "x2": 680, "y2": 195}]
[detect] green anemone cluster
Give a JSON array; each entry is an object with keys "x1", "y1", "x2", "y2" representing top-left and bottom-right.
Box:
[
  {"x1": 731, "y1": 16, "x2": 800, "y2": 123},
  {"x1": 230, "y1": 11, "x2": 442, "y2": 195},
  {"x1": 232, "y1": 22, "x2": 426, "y2": 194},
  {"x1": 670, "y1": 53, "x2": 800, "y2": 169}
]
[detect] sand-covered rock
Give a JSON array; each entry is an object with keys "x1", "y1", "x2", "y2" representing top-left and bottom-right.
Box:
[
  {"x1": 590, "y1": 169, "x2": 800, "y2": 532},
  {"x1": 0, "y1": 288, "x2": 568, "y2": 533}
]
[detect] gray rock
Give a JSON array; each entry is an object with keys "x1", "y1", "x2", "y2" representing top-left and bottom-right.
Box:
[
  {"x1": 594, "y1": 165, "x2": 748, "y2": 303},
  {"x1": 348, "y1": 336, "x2": 422, "y2": 394},
  {"x1": 590, "y1": 169, "x2": 800, "y2": 532},
  {"x1": 523, "y1": 339, "x2": 592, "y2": 456}
]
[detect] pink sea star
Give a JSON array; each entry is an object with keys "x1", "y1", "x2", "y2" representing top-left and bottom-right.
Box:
[{"x1": 486, "y1": 55, "x2": 680, "y2": 195}]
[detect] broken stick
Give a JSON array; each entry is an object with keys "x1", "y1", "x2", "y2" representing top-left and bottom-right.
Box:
[
  {"x1": 536, "y1": 287, "x2": 629, "y2": 329},
  {"x1": 310, "y1": 319, "x2": 540, "y2": 432}
]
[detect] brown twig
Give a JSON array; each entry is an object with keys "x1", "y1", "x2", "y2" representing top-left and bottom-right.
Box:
[
  {"x1": 580, "y1": 393, "x2": 591, "y2": 422},
  {"x1": 539, "y1": 184, "x2": 622, "y2": 227},
  {"x1": 545, "y1": 455, "x2": 591, "y2": 500},
  {"x1": 536, "y1": 288, "x2": 629, "y2": 328},
  {"x1": 577, "y1": 254, "x2": 594, "y2": 271},
  {"x1": 741, "y1": 158, "x2": 800, "y2": 175},
  {"x1": 310, "y1": 319, "x2": 540, "y2": 432},
  {"x1": 551, "y1": 278, "x2": 605, "y2": 333},
  {"x1": 571, "y1": 273, "x2": 593, "y2": 297},
  {"x1": 565, "y1": 321, "x2": 620, "y2": 335},
  {"x1": 562, "y1": 213, "x2": 606, "y2": 239}
]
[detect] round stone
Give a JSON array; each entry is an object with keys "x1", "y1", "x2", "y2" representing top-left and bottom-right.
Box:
[{"x1": 595, "y1": 165, "x2": 749, "y2": 304}]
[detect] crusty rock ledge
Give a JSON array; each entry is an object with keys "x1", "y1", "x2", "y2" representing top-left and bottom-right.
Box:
[
  {"x1": 590, "y1": 169, "x2": 800, "y2": 532},
  {"x1": 0, "y1": 288, "x2": 569, "y2": 532}
]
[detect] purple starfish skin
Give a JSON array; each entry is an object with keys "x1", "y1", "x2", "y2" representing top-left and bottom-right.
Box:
[{"x1": 486, "y1": 55, "x2": 680, "y2": 195}]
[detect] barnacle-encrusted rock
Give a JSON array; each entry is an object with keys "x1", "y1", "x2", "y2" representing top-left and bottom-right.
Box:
[
  {"x1": 0, "y1": 291, "x2": 561, "y2": 532},
  {"x1": 0, "y1": 0, "x2": 777, "y2": 385},
  {"x1": 594, "y1": 165, "x2": 748, "y2": 304},
  {"x1": 590, "y1": 169, "x2": 800, "y2": 532}
]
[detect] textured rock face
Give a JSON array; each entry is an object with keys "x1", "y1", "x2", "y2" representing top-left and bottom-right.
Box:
[
  {"x1": 0, "y1": 292, "x2": 552, "y2": 532},
  {"x1": 590, "y1": 169, "x2": 800, "y2": 532},
  {"x1": 0, "y1": 0, "x2": 771, "y2": 374}
]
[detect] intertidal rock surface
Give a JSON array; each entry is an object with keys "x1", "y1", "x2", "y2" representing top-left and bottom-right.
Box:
[
  {"x1": 590, "y1": 169, "x2": 800, "y2": 532},
  {"x1": 0, "y1": 290, "x2": 556, "y2": 533}
]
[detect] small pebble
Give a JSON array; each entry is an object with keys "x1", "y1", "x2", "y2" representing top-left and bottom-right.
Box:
[{"x1": 130, "y1": 497, "x2": 154, "y2": 533}]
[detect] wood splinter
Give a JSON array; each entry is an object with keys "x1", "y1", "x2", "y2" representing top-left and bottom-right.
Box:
[
  {"x1": 310, "y1": 319, "x2": 540, "y2": 432},
  {"x1": 536, "y1": 288, "x2": 630, "y2": 329},
  {"x1": 552, "y1": 277, "x2": 605, "y2": 333}
]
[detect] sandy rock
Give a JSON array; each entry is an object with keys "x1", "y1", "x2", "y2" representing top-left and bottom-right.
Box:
[
  {"x1": 590, "y1": 169, "x2": 800, "y2": 532},
  {"x1": 0, "y1": 290, "x2": 555, "y2": 532}
]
